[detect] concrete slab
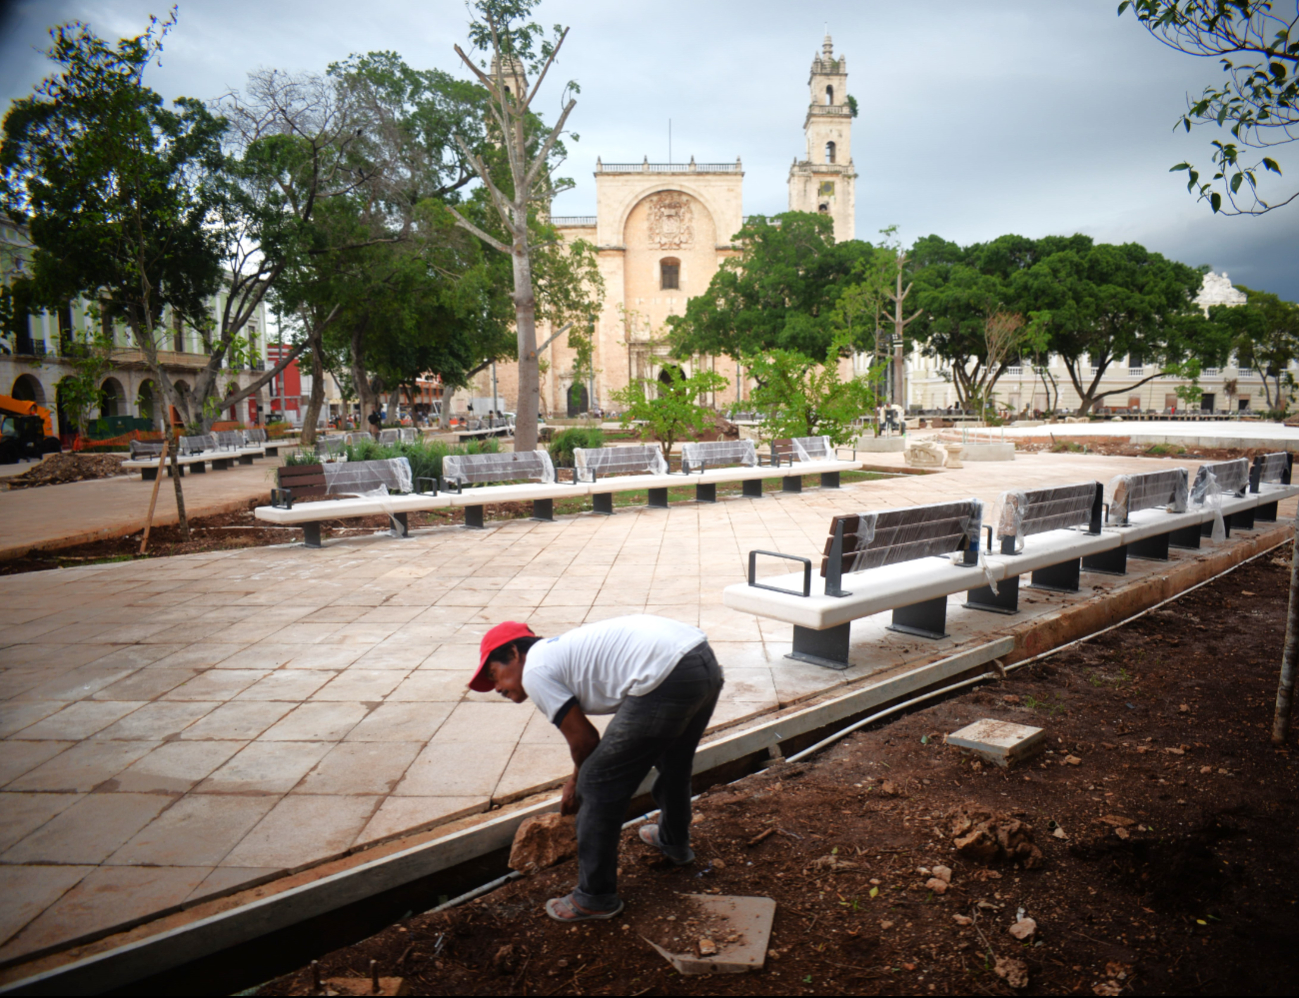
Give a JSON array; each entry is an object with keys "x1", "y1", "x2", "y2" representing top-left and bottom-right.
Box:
[
  {"x1": 948, "y1": 718, "x2": 1046, "y2": 767},
  {"x1": 645, "y1": 894, "x2": 775, "y2": 975}
]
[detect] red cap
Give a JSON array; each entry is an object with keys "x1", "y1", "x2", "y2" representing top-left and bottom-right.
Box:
[{"x1": 469, "y1": 621, "x2": 537, "y2": 692}]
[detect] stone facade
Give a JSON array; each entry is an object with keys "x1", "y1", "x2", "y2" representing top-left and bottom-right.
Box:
[{"x1": 787, "y1": 35, "x2": 856, "y2": 242}]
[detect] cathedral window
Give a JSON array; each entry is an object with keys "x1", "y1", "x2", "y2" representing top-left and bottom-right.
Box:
[
  {"x1": 818, "y1": 203, "x2": 830, "y2": 214},
  {"x1": 825, "y1": 85, "x2": 834, "y2": 105},
  {"x1": 660, "y1": 258, "x2": 680, "y2": 290},
  {"x1": 825, "y1": 141, "x2": 836, "y2": 164}
]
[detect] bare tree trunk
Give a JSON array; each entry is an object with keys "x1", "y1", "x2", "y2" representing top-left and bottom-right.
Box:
[
  {"x1": 348, "y1": 319, "x2": 378, "y2": 436},
  {"x1": 165, "y1": 418, "x2": 189, "y2": 539},
  {"x1": 1273, "y1": 516, "x2": 1299, "y2": 743},
  {"x1": 300, "y1": 337, "x2": 326, "y2": 447},
  {"x1": 513, "y1": 239, "x2": 541, "y2": 452}
]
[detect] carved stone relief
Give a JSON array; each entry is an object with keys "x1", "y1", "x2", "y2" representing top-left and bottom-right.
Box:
[{"x1": 646, "y1": 192, "x2": 694, "y2": 249}]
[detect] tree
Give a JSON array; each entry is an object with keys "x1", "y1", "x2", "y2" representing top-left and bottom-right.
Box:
[
  {"x1": 742, "y1": 335, "x2": 877, "y2": 445},
  {"x1": 1213, "y1": 285, "x2": 1299, "y2": 411},
  {"x1": 610, "y1": 366, "x2": 729, "y2": 462},
  {"x1": 1121, "y1": 0, "x2": 1298, "y2": 214},
  {"x1": 666, "y1": 212, "x2": 879, "y2": 361},
  {"x1": 444, "y1": 0, "x2": 582, "y2": 453}
]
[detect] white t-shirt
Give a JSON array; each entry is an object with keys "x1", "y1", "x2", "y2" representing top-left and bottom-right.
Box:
[{"x1": 522, "y1": 614, "x2": 707, "y2": 723}]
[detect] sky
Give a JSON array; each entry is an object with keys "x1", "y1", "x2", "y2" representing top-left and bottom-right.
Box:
[{"x1": 1, "y1": 0, "x2": 1295, "y2": 300}]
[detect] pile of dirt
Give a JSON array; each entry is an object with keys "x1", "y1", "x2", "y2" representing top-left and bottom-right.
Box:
[
  {"x1": 256, "y1": 551, "x2": 1299, "y2": 996},
  {"x1": 1, "y1": 452, "x2": 127, "y2": 489}
]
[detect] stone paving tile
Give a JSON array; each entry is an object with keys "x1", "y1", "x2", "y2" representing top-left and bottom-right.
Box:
[
  {"x1": 162, "y1": 669, "x2": 270, "y2": 702},
  {"x1": 13, "y1": 666, "x2": 140, "y2": 703},
  {"x1": 259, "y1": 702, "x2": 370, "y2": 741},
  {"x1": 356, "y1": 796, "x2": 488, "y2": 847},
  {"x1": 233, "y1": 670, "x2": 336, "y2": 701},
  {"x1": 294, "y1": 741, "x2": 421, "y2": 796},
  {"x1": 0, "y1": 865, "x2": 93, "y2": 951},
  {"x1": 0, "y1": 792, "x2": 82, "y2": 853},
  {"x1": 112, "y1": 740, "x2": 247, "y2": 793},
  {"x1": 219, "y1": 795, "x2": 380, "y2": 870},
  {"x1": 309, "y1": 670, "x2": 408, "y2": 702},
  {"x1": 1, "y1": 865, "x2": 210, "y2": 961},
  {"x1": 6, "y1": 739, "x2": 160, "y2": 793},
  {"x1": 194, "y1": 741, "x2": 331, "y2": 794},
  {"x1": 393, "y1": 741, "x2": 515, "y2": 797},
  {"x1": 0, "y1": 741, "x2": 74, "y2": 788},
  {"x1": 14, "y1": 701, "x2": 147, "y2": 741},
  {"x1": 1, "y1": 793, "x2": 173, "y2": 865},
  {"x1": 184, "y1": 866, "x2": 282, "y2": 904},
  {"x1": 108, "y1": 794, "x2": 279, "y2": 867},
  {"x1": 344, "y1": 701, "x2": 456, "y2": 742},
  {"x1": 0, "y1": 700, "x2": 66, "y2": 739},
  {"x1": 89, "y1": 668, "x2": 202, "y2": 702}
]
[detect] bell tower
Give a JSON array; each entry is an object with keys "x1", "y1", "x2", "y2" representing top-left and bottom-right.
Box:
[{"x1": 788, "y1": 34, "x2": 856, "y2": 241}]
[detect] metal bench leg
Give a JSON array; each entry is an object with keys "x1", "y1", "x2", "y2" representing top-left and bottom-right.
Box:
[
  {"x1": 239, "y1": 454, "x2": 255, "y2": 465},
  {"x1": 303, "y1": 523, "x2": 322, "y2": 548},
  {"x1": 1128, "y1": 532, "x2": 1170, "y2": 561},
  {"x1": 593, "y1": 493, "x2": 614, "y2": 515},
  {"x1": 820, "y1": 471, "x2": 840, "y2": 489},
  {"x1": 1256, "y1": 500, "x2": 1278, "y2": 523},
  {"x1": 888, "y1": 596, "x2": 949, "y2": 639},
  {"x1": 782, "y1": 475, "x2": 803, "y2": 493},
  {"x1": 212, "y1": 458, "x2": 231, "y2": 471},
  {"x1": 532, "y1": 499, "x2": 554, "y2": 522},
  {"x1": 1083, "y1": 545, "x2": 1128, "y2": 575},
  {"x1": 464, "y1": 505, "x2": 485, "y2": 529},
  {"x1": 142, "y1": 467, "x2": 157, "y2": 481},
  {"x1": 167, "y1": 464, "x2": 185, "y2": 478},
  {"x1": 965, "y1": 574, "x2": 1019, "y2": 614},
  {"x1": 191, "y1": 461, "x2": 206, "y2": 474},
  {"x1": 695, "y1": 483, "x2": 716, "y2": 503},
  {"x1": 648, "y1": 487, "x2": 669, "y2": 509},
  {"x1": 1029, "y1": 558, "x2": 1081, "y2": 592},
  {"x1": 789, "y1": 622, "x2": 852, "y2": 670},
  {"x1": 1169, "y1": 524, "x2": 1202, "y2": 550},
  {"x1": 742, "y1": 479, "x2": 763, "y2": 499},
  {"x1": 1202, "y1": 516, "x2": 1233, "y2": 538},
  {"x1": 393, "y1": 512, "x2": 409, "y2": 538},
  {"x1": 1234, "y1": 507, "x2": 1256, "y2": 530},
  {"x1": 265, "y1": 445, "x2": 279, "y2": 457}
]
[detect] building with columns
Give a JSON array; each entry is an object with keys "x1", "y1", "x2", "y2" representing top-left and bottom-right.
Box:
[{"x1": 458, "y1": 34, "x2": 857, "y2": 417}]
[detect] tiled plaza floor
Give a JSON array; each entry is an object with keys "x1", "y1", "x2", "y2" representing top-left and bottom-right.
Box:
[{"x1": 0, "y1": 451, "x2": 1292, "y2": 965}]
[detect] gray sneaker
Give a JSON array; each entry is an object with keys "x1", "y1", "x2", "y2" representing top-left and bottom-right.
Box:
[{"x1": 638, "y1": 823, "x2": 695, "y2": 865}]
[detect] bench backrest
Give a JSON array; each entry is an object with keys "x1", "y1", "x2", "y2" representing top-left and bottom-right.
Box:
[
  {"x1": 1109, "y1": 469, "x2": 1188, "y2": 523},
  {"x1": 277, "y1": 456, "x2": 413, "y2": 501},
  {"x1": 377, "y1": 428, "x2": 401, "y2": 444},
  {"x1": 995, "y1": 482, "x2": 1102, "y2": 551},
  {"x1": 215, "y1": 430, "x2": 244, "y2": 450},
  {"x1": 1191, "y1": 458, "x2": 1249, "y2": 501},
  {"x1": 129, "y1": 440, "x2": 163, "y2": 459},
  {"x1": 246, "y1": 428, "x2": 267, "y2": 444},
  {"x1": 318, "y1": 435, "x2": 348, "y2": 456},
  {"x1": 574, "y1": 444, "x2": 668, "y2": 481},
  {"x1": 681, "y1": 439, "x2": 757, "y2": 473},
  {"x1": 773, "y1": 436, "x2": 833, "y2": 464},
  {"x1": 821, "y1": 499, "x2": 983, "y2": 584},
  {"x1": 442, "y1": 449, "x2": 555, "y2": 486},
  {"x1": 1251, "y1": 451, "x2": 1292, "y2": 489},
  {"x1": 179, "y1": 434, "x2": 215, "y2": 455}
]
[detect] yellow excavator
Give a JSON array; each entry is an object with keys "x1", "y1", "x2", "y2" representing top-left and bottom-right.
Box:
[{"x1": 0, "y1": 395, "x2": 62, "y2": 464}]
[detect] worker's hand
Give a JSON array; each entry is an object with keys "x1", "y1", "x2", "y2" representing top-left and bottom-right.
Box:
[{"x1": 560, "y1": 775, "x2": 581, "y2": 816}]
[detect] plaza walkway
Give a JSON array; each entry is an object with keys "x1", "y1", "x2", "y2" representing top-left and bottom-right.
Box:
[{"x1": 0, "y1": 450, "x2": 1294, "y2": 970}]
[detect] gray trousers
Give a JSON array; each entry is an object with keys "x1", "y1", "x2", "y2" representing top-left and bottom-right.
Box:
[{"x1": 572, "y1": 641, "x2": 723, "y2": 911}]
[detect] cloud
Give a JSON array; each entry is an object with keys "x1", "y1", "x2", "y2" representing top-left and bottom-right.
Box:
[{"x1": 3, "y1": 0, "x2": 1295, "y2": 298}]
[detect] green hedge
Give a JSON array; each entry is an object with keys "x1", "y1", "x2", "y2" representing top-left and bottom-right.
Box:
[
  {"x1": 288, "y1": 438, "x2": 501, "y2": 486},
  {"x1": 548, "y1": 427, "x2": 604, "y2": 467}
]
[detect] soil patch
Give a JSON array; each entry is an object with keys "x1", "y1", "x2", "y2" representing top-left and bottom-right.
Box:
[
  {"x1": 0, "y1": 453, "x2": 127, "y2": 490},
  {"x1": 1012, "y1": 439, "x2": 1278, "y2": 463},
  {"x1": 256, "y1": 550, "x2": 1299, "y2": 996}
]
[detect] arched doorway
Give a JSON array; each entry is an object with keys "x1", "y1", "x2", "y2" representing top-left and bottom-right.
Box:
[
  {"x1": 11, "y1": 374, "x2": 46, "y2": 407},
  {"x1": 566, "y1": 382, "x2": 589, "y2": 417},
  {"x1": 137, "y1": 380, "x2": 158, "y2": 429},
  {"x1": 100, "y1": 377, "x2": 125, "y2": 418},
  {"x1": 55, "y1": 377, "x2": 78, "y2": 439},
  {"x1": 657, "y1": 364, "x2": 686, "y2": 396}
]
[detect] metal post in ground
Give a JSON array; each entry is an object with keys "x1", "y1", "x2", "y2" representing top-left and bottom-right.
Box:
[{"x1": 1272, "y1": 512, "x2": 1299, "y2": 743}]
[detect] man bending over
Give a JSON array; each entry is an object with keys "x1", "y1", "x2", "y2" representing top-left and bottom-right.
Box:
[{"x1": 469, "y1": 614, "x2": 723, "y2": 922}]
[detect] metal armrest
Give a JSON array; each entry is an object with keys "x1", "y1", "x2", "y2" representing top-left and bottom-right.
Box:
[
  {"x1": 271, "y1": 488, "x2": 294, "y2": 509},
  {"x1": 747, "y1": 550, "x2": 812, "y2": 597},
  {"x1": 441, "y1": 477, "x2": 462, "y2": 494},
  {"x1": 414, "y1": 477, "x2": 438, "y2": 495}
]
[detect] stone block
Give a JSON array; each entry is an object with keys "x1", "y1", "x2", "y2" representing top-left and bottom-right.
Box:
[
  {"x1": 947, "y1": 718, "x2": 1044, "y2": 767},
  {"x1": 508, "y1": 812, "x2": 577, "y2": 873},
  {"x1": 644, "y1": 894, "x2": 775, "y2": 975}
]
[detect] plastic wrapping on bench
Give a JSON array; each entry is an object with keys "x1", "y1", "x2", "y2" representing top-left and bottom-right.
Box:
[
  {"x1": 821, "y1": 499, "x2": 982, "y2": 576},
  {"x1": 996, "y1": 482, "x2": 1098, "y2": 552},
  {"x1": 322, "y1": 456, "x2": 413, "y2": 495},
  {"x1": 574, "y1": 444, "x2": 667, "y2": 480},
  {"x1": 179, "y1": 434, "x2": 214, "y2": 456},
  {"x1": 318, "y1": 436, "x2": 348, "y2": 457},
  {"x1": 215, "y1": 430, "x2": 246, "y2": 451},
  {"x1": 1109, "y1": 469, "x2": 1189, "y2": 524},
  {"x1": 129, "y1": 440, "x2": 163, "y2": 459},
  {"x1": 1192, "y1": 458, "x2": 1248, "y2": 502},
  {"x1": 1255, "y1": 451, "x2": 1290, "y2": 486},
  {"x1": 681, "y1": 439, "x2": 757, "y2": 473},
  {"x1": 246, "y1": 428, "x2": 267, "y2": 444},
  {"x1": 442, "y1": 449, "x2": 555, "y2": 486},
  {"x1": 791, "y1": 436, "x2": 833, "y2": 462}
]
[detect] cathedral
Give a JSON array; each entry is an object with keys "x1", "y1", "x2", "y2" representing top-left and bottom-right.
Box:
[{"x1": 463, "y1": 35, "x2": 857, "y2": 418}]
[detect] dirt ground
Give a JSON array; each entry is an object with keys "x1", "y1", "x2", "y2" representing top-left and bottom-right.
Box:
[
  {"x1": 1011, "y1": 439, "x2": 1274, "y2": 463},
  {"x1": 0, "y1": 452, "x2": 127, "y2": 490},
  {"x1": 257, "y1": 550, "x2": 1299, "y2": 997}
]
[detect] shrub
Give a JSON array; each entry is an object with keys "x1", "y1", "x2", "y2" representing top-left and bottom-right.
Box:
[
  {"x1": 338, "y1": 437, "x2": 501, "y2": 487},
  {"x1": 548, "y1": 427, "x2": 604, "y2": 467}
]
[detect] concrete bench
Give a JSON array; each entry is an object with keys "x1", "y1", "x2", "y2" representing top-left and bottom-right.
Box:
[
  {"x1": 123, "y1": 439, "x2": 237, "y2": 478},
  {"x1": 377, "y1": 427, "x2": 418, "y2": 444},
  {"x1": 1191, "y1": 458, "x2": 1251, "y2": 533},
  {"x1": 573, "y1": 444, "x2": 675, "y2": 513},
  {"x1": 1250, "y1": 451, "x2": 1293, "y2": 523},
  {"x1": 964, "y1": 481, "x2": 1105, "y2": 612},
  {"x1": 681, "y1": 438, "x2": 858, "y2": 499},
  {"x1": 261, "y1": 457, "x2": 441, "y2": 547},
  {"x1": 441, "y1": 450, "x2": 572, "y2": 528},
  {"x1": 728, "y1": 499, "x2": 985, "y2": 669}
]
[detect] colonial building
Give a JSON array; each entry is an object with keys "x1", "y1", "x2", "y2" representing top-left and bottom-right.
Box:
[{"x1": 458, "y1": 34, "x2": 857, "y2": 417}]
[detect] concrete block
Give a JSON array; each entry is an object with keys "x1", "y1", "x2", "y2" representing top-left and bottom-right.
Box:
[
  {"x1": 644, "y1": 894, "x2": 775, "y2": 975},
  {"x1": 853, "y1": 435, "x2": 906, "y2": 452},
  {"x1": 947, "y1": 718, "x2": 1044, "y2": 767},
  {"x1": 960, "y1": 442, "x2": 1016, "y2": 461}
]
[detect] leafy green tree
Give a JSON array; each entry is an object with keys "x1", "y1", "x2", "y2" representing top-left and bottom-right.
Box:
[
  {"x1": 742, "y1": 335, "x2": 876, "y2": 444},
  {"x1": 1213, "y1": 285, "x2": 1299, "y2": 411},
  {"x1": 666, "y1": 212, "x2": 879, "y2": 360},
  {"x1": 1121, "y1": 0, "x2": 1297, "y2": 214},
  {"x1": 610, "y1": 366, "x2": 729, "y2": 462}
]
